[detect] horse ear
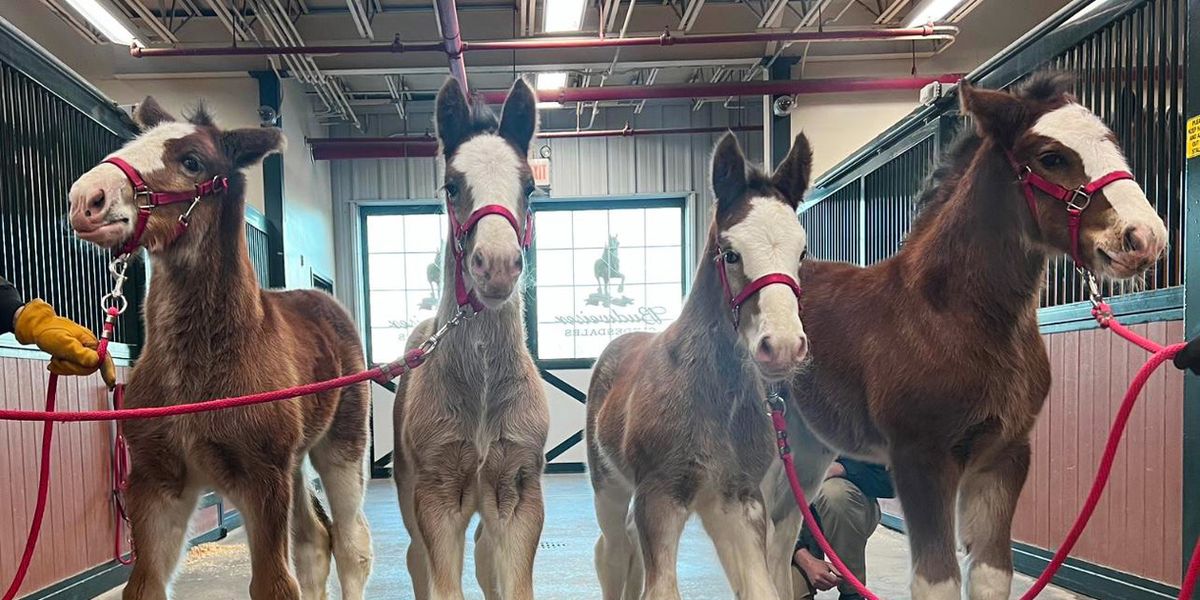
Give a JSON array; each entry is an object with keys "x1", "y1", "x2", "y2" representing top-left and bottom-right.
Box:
[
  {"x1": 959, "y1": 82, "x2": 1027, "y2": 147},
  {"x1": 436, "y1": 78, "x2": 472, "y2": 157},
  {"x1": 499, "y1": 78, "x2": 538, "y2": 156},
  {"x1": 771, "y1": 132, "x2": 813, "y2": 209},
  {"x1": 222, "y1": 127, "x2": 286, "y2": 170},
  {"x1": 711, "y1": 132, "x2": 748, "y2": 218},
  {"x1": 134, "y1": 97, "x2": 175, "y2": 130}
]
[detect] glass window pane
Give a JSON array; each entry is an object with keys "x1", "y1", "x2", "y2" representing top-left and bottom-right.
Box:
[
  {"x1": 364, "y1": 210, "x2": 445, "y2": 364},
  {"x1": 533, "y1": 204, "x2": 684, "y2": 360}
]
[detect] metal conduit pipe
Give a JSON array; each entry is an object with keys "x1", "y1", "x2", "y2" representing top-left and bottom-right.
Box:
[{"x1": 128, "y1": 25, "x2": 958, "y2": 57}]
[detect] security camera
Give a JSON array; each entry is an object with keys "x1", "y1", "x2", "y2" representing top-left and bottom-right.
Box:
[
  {"x1": 258, "y1": 105, "x2": 279, "y2": 127},
  {"x1": 772, "y1": 95, "x2": 795, "y2": 117}
]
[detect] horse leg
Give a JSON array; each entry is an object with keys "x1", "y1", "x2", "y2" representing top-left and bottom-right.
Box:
[
  {"x1": 698, "y1": 490, "x2": 779, "y2": 600},
  {"x1": 472, "y1": 523, "x2": 499, "y2": 599},
  {"x1": 396, "y1": 458, "x2": 431, "y2": 600},
  {"x1": 413, "y1": 441, "x2": 478, "y2": 600},
  {"x1": 235, "y1": 464, "x2": 302, "y2": 600},
  {"x1": 624, "y1": 509, "x2": 645, "y2": 600},
  {"x1": 290, "y1": 469, "x2": 333, "y2": 600},
  {"x1": 957, "y1": 439, "x2": 1031, "y2": 600},
  {"x1": 632, "y1": 486, "x2": 689, "y2": 600},
  {"x1": 891, "y1": 443, "x2": 964, "y2": 600},
  {"x1": 311, "y1": 442, "x2": 374, "y2": 600},
  {"x1": 593, "y1": 477, "x2": 637, "y2": 600},
  {"x1": 122, "y1": 453, "x2": 198, "y2": 600},
  {"x1": 765, "y1": 421, "x2": 835, "y2": 600},
  {"x1": 617, "y1": 273, "x2": 625, "y2": 293},
  {"x1": 476, "y1": 439, "x2": 545, "y2": 600}
]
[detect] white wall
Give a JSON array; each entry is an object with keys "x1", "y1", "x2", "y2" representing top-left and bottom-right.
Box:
[
  {"x1": 280, "y1": 79, "x2": 336, "y2": 289},
  {"x1": 790, "y1": 0, "x2": 1074, "y2": 178},
  {"x1": 94, "y1": 77, "x2": 267, "y2": 212}
]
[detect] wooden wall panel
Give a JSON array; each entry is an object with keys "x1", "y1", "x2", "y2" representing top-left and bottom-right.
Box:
[
  {"x1": 1012, "y1": 321, "x2": 1185, "y2": 586},
  {"x1": 0, "y1": 356, "x2": 129, "y2": 596}
]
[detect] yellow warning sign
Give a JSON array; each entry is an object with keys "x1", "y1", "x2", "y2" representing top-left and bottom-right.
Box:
[{"x1": 1188, "y1": 115, "x2": 1200, "y2": 159}]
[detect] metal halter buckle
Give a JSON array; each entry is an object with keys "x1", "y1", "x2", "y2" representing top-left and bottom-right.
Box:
[
  {"x1": 1016, "y1": 165, "x2": 1032, "y2": 182},
  {"x1": 1067, "y1": 187, "x2": 1092, "y2": 212},
  {"x1": 1083, "y1": 270, "x2": 1105, "y2": 310}
]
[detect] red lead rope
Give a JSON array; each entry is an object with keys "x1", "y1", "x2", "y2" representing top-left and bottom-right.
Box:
[{"x1": 769, "y1": 305, "x2": 1193, "y2": 599}]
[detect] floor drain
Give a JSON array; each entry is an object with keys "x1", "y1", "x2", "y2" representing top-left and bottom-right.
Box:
[{"x1": 539, "y1": 541, "x2": 568, "y2": 549}]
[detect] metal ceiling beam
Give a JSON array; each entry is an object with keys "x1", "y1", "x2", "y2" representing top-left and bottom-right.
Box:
[
  {"x1": 679, "y1": 0, "x2": 706, "y2": 31},
  {"x1": 874, "y1": 0, "x2": 910, "y2": 23},
  {"x1": 124, "y1": 0, "x2": 181, "y2": 43},
  {"x1": 345, "y1": 0, "x2": 375, "y2": 39}
]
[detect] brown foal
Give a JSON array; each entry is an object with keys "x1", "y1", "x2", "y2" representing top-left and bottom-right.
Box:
[
  {"x1": 588, "y1": 132, "x2": 817, "y2": 600},
  {"x1": 776, "y1": 74, "x2": 1168, "y2": 599},
  {"x1": 68, "y1": 99, "x2": 373, "y2": 600}
]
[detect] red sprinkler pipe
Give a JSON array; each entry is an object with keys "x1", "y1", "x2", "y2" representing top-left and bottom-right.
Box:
[
  {"x1": 434, "y1": 0, "x2": 469, "y2": 93},
  {"x1": 480, "y1": 74, "x2": 962, "y2": 103},
  {"x1": 128, "y1": 26, "x2": 958, "y2": 58},
  {"x1": 306, "y1": 125, "x2": 760, "y2": 160}
]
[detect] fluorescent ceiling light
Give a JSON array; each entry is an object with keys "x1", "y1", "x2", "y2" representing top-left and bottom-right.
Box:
[
  {"x1": 536, "y1": 102, "x2": 566, "y2": 110},
  {"x1": 543, "y1": 0, "x2": 586, "y2": 32},
  {"x1": 536, "y1": 72, "x2": 569, "y2": 90},
  {"x1": 63, "y1": 0, "x2": 143, "y2": 45},
  {"x1": 904, "y1": 0, "x2": 965, "y2": 26}
]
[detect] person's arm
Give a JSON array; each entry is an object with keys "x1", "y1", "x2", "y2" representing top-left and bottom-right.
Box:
[
  {"x1": 1175, "y1": 336, "x2": 1200, "y2": 375},
  {"x1": 1, "y1": 275, "x2": 24, "y2": 336},
  {"x1": 837, "y1": 458, "x2": 895, "y2": 499}
]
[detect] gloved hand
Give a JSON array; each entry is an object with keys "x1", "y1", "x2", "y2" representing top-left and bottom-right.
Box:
[
  {"x1": 14, "y1": 299, "x2": 116, "y2": 388},
  {"x1": 1175, "y1": 336, "x2": 1200, "y2": 376}
]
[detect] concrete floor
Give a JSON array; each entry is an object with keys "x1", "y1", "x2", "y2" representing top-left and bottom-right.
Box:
[{"x1": 96, "y1": 475, "x2": 1088, "y2": 599}]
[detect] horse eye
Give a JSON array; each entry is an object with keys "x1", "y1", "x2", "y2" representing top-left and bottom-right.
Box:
[
  {"x1": 800, "y1": 249, "x2": 808, "y2": 261},
  {"x1": 723, "y1": 250, "x2": 741, "y2": 264},
  {"x1": 181, "y1": 156, "x2": 202, "y2": 173},
  {"x1": 444, "y1": 183, "x2": 459, "y2": 198},
  {"x1": 1039, "y1": 153, "x2": 1066, "y2": 169}
]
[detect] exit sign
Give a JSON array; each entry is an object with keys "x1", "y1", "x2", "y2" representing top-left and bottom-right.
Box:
[{"x1": 529, "y1": 158, "x2": 551, "y2": 187}]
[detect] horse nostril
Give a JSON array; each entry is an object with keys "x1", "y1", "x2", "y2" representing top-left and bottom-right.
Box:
[
  {"x1": 513, "y1": 255, "x2": 524, "y2": 272},
  {"x1": 757, "y1": 336, "x2": 776, "y2": 361},
  {"x1": 1123, "y1": 226, "x2": 1146, "y2": 253},
  {"x1": 472, "y1": 253, "x2": 485, "y2": 269}
]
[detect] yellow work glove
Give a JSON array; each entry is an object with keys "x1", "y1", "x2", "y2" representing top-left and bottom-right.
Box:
[{"x1": 14, "y1": 299, "x2": 116, "y2": 388}]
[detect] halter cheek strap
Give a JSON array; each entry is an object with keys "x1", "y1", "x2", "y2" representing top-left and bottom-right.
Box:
[
  {"x1": 102, "y1": 157, "x2": 229, "y2": 256},
  {"x1": 715, "y1": 251, "x2": 804, "y2": 328},
  {"x1": 446, "y1": 199, "x2": 534, "y2": 313},
  {"x1": 1007, "y1": 152, "x2": 1134, "y2": 267}
]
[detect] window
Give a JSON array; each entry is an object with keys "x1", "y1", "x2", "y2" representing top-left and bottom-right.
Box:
[
  {"x1": 361, "y1": 199, "x2": 687, "y2": 364},
  {"x1": 362, "y1": 210, "x2": 445, "y2": 364},
  {"x1": 531, "y1": 202, "x2": 685, "y2": 360}
]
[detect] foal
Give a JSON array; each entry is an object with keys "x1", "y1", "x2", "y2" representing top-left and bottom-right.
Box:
[
  {"x1": 68, "y1": 100, "x2": 373, "y2": 600},
  {"x1": 588, "y1": 132, "x2": 813, "y2": 600},
  {"x1": 393, "y1": 78, "x2": 547, "y2": 600},
  {"x1": 779, "y1": 74, "x2": 1168, "y2": 599}
]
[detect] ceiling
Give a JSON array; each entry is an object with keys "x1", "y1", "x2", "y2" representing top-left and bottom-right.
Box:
[{"x1": 24, "y1": 0, "x2": 1072, "y2": 127}]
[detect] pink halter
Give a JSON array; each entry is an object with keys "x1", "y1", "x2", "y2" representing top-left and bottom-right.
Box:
[
  {"x1": 1007, "y1": 152, "x2": 1134, "y2": 267},
  {"x1": 445, "y1": 199, "x2": 534, "y2": 313},
  {"x1": 102, "y1": 156, "x2": 228, "y2": 256},
  {"x1": 714, "y1": 249, "x2": 803, "y2": 328}
]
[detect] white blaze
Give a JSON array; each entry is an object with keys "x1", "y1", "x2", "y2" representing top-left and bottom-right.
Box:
[
  {"x1": 1030, "y1": 103, "x2": 1165, "y2": 241},
  {"x1": 450, "y1": 134, "x2": 525, "y2": 249},
  {"x1": 722, "y1": 197, "x2": 807, "y2": 348}
]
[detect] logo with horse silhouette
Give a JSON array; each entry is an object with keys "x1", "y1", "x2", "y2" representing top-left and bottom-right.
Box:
[
  {"x1": 418, "y1": 245, "x2": 444, "y2": 310},
  {"x1": 587, "y1": 235, "x2": 634, "y2": 307}
]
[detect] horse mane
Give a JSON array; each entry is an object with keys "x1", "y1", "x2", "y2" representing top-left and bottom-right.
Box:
[
  {"x1": 185, "y1": 102, "x2": 216, "y2": 127},
  {"x1": 908, "y1": 72, "x2": 1076, "y2": 234},
  {"x1": 465, "y1": 94, "x2": 500, "y2": 135}
]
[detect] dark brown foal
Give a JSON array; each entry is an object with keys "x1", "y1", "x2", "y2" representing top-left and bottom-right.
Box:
[{"x1": 778, "y1": 74, "x2": 1167, "y2": 599}]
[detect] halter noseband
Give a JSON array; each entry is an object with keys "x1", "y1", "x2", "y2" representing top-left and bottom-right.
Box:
[
  {"x1": 1007, "y1": 152, "x2": 1133, "y2": 267},
  {"x1": 446, "y1": 198, "x2": 534, "y2": 313},
  {"x1": 715, "y1": 250, "x2": 803, "y2": 328},
  {"x1": 102, "y1": 156, "x2": 229, "y2": 256}
]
